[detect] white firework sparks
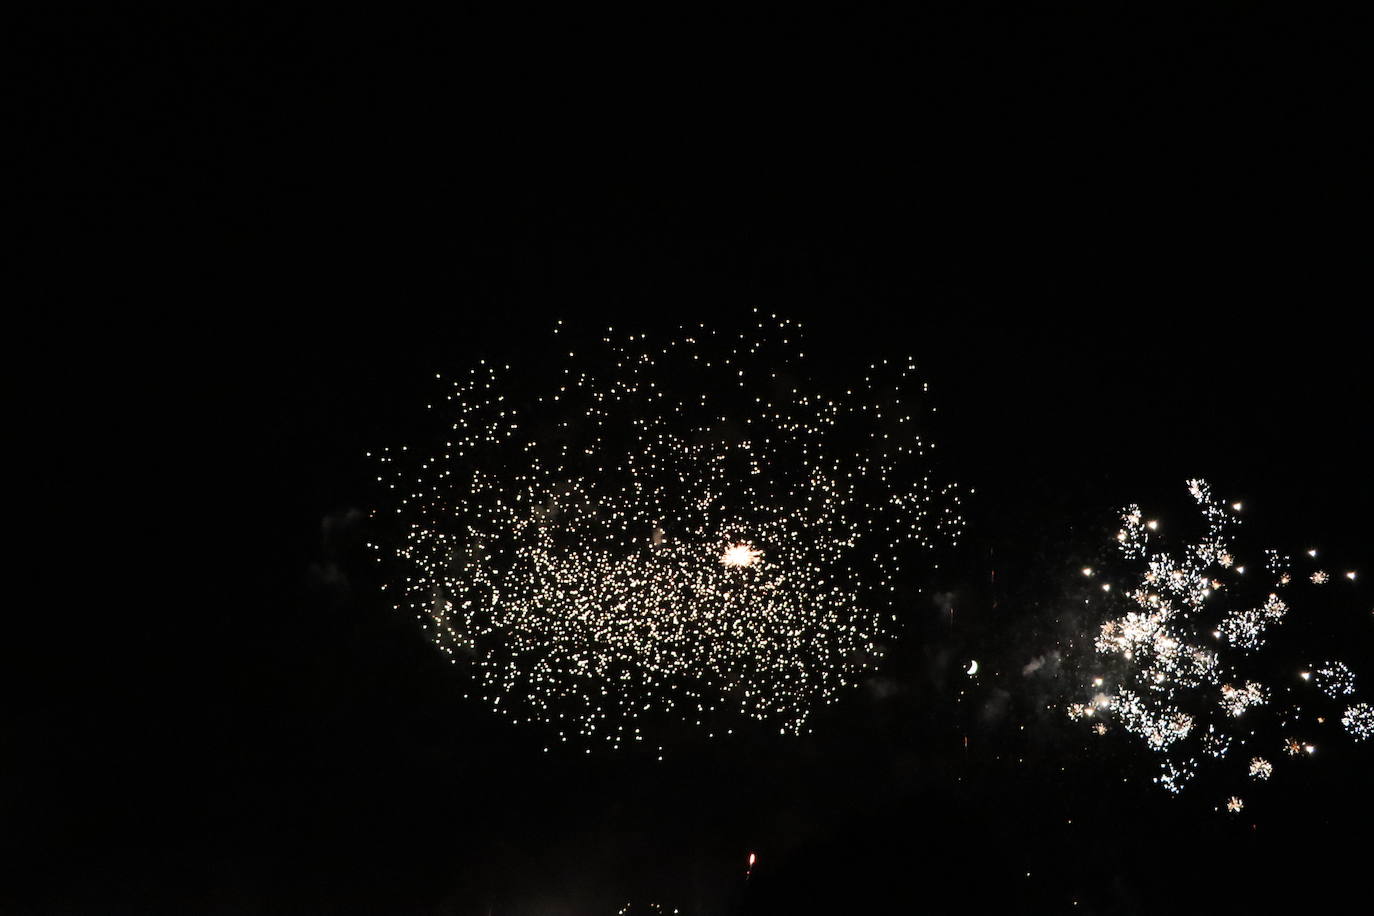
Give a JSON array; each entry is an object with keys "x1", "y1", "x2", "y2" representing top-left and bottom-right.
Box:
[
  {"x1": 1200, "y1": 725, "x2": 1233, "y2": 759},
  {"x1": 1313, "y1": 661, "x2": 1357, "y2": 698},
  {"x1": 1344, "y1": 703, "x2": 1373, "y2": 741},
  {"x1": 1216, "y1": 593, "x2": 1288, "y2": 651},
  {"x1": 1109, "y1": 689, "x2": 1193, "y2": 751},
  {"x1": 1067, "y1": 479, "x2": 1367, "y2": 810},
  {"x1": 372, "y1": 315, "x2": 963, "y2": 749},
  {"x1": 1219, "y1": 682, "x2": 1266, "y2": 718},
  {"x1": 1155, "y1": 759, "x2": 1196, "y2": 794}
]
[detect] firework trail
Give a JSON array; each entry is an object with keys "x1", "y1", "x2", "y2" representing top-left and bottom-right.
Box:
[{"x1": 371, "y1": 314, "x2": 962, "y2": 751}]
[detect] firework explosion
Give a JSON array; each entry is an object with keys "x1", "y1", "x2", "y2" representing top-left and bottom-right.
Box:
[
  {"x1": 371, "y1": 315, "x2": 962, "y2": 751},
  {"x1": 1344, "y1": 703, "x2": 1373, "y2": 741},
  {"x1": 1067, "y1": 480, "x2": 1367, "y2": 809}
]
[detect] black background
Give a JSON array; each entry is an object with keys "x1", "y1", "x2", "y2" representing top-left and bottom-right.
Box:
[{"x1": 12, "y1": 6, "x2": 1372, "y2": 913}]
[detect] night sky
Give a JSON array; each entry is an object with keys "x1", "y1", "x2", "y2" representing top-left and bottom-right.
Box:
[{"x1": 14, "y1": 7, "x2": 1372, "y2": 914}]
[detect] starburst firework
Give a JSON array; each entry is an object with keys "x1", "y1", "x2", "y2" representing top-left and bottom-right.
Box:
[
  {"x1": 371, "y1": 315, "x2": 962, "y2": 750},
  {"x1": 1068, "y1": 480, "x2": 1367, "y2": 807}
]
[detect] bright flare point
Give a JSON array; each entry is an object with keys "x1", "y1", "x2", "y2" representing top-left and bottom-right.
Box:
[{"x1": 720, "y1": 543, "x2": 763, "y2": 567}]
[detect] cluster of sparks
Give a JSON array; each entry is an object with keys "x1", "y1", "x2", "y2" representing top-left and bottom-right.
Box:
[
  {"x1": 1068, "y1": 480, "x2": 1366, "y2": 810},
  {"x1": 1343, "y1": 703, "x2": 1373, "y2": 741},
  {"x1": 1312, "y1": 661, "x2": 1356, "y2": 697},
  {"x1": 372, "y1": 315, "x2": 962, "y2": 751}
]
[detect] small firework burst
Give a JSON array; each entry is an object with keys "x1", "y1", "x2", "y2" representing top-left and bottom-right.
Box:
[
  {"x1": 1343, "y1": 703, "x2": 1374, "y2": 742},
  {"x1": 1155, "y1": 760, "x2": 1196, "y2": 794},
  {"x1": 1313, "y1": 661, "x2": 1357, "y2": 698},
  {"x1": 1220, "y1": 682, "x2": 1266, "y2": 718}
]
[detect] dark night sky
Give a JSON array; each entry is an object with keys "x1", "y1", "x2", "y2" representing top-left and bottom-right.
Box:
[{"x1": 13, "y1": 7, "x2": 1372, "y2": 914}]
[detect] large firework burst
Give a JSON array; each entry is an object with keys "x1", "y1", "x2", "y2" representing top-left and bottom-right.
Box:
[
  {"x1": 1067, "y1": 480, "x2": 1367, "y2": 808},
  {"x1": 371, "y1": 314, "x2": 963, "y2": 751}
]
